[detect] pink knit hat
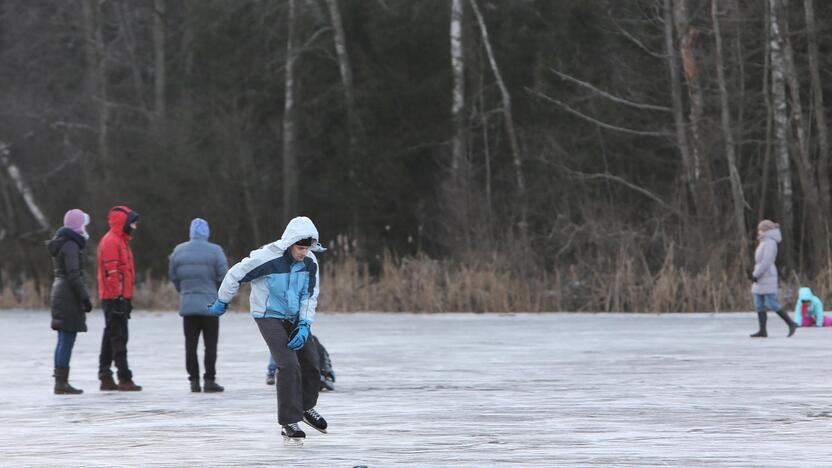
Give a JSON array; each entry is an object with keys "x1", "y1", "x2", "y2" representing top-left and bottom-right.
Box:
[{"x1": 63, "y1": 209, "x2": 90, "y2": 237}]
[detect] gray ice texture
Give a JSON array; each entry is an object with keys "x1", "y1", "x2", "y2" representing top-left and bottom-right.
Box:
[{"x1": 1, "y1": 310, "x2": 831, "y2": 467}]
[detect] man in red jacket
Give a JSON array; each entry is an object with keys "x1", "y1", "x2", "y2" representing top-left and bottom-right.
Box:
[{"x1": 97, "y1": 205, "x2": 142, "y2": 391}]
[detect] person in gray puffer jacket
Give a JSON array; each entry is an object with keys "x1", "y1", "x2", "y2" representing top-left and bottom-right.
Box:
[
  {"x1": 750, "y1": 219, "x2": 798, "y2": 338},
  {"x1": 48, "y1": 209, "x2": 93, "y2": 395},
  {"x1": 169, "y1": 218, "x2": 229, "y2": 392}
]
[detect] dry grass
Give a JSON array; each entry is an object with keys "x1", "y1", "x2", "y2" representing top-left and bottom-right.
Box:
[{"x1": 0, "y1": 244, "x2": 820, "y2": 312}]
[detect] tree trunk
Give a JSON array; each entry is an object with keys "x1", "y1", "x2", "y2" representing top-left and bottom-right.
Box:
[
  {"x1": 80, "y1": 0, "x2": 110, "y2": 164},
  {"x1": 711, "y1": 0, "x2": 747, "y2": 264},
  {"x1": 446, "y1": 0, "x2": 469, "y2": 237},
  {"x1": 769, "y1": 0, "x2": 794, "y2": 268},
  {"x1": 153, "y1": 0, "x2": 166, "y2": 123},
  {"x1": 324, "y1": 0, "x2": 358, "y2": 137},
  {"x1": 804, "y1": 0, "x2": 831, "y2": 217},
  {"x1": 672, "y1": 0, "x2": 715, "y2": 219},
  {"x1": 662, "y1": 0, "x2": 694, "y2": 211},
  {"x1": 468, "y1": 0, "x2": 526, "y2": 236},
  {"x1": 0, "y1": 142, "x2": 50, "y2": 232},
  {"x1": 282, "y1": 0, "x2": 299, "y2": 221},
  {"x1": 779, "y1": 0, "x2": 825, "y2": 270}
]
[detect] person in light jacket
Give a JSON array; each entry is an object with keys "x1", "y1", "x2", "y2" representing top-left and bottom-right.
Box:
[
  {"x1": 750, "y1": 220, "x2": 798, "y2": 338},
  {"x1": 208, "y1": 216, "x2": 327, "y2": 441},
  {"x1": 169, "y1": 218, "x2": 229, "y2": 392}
]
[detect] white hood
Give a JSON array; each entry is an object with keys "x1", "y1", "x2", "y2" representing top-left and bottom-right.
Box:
[{"x1": 271, "y1": 216, "x2": 326, "y2": 253}]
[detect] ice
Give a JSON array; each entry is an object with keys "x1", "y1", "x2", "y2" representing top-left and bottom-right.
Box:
[{"x1": 2, "y1": 310, "x2": 832, "y2": 466}]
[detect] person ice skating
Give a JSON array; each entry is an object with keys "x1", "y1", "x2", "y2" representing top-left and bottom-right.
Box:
[
  {"x1": 793, "y1": 287, "x2": 832, "y2": 327},
  {"x1": 169, "y1": 218, "x2": 229, "y2": 393},
  {"x1": 209, "y1": 216, "x2": 327, "y2": 440},
  {"x1": 97, "y1": 205, "x2": 142, "y2": 391},
  {"x1": 750, "y1": 220, "x2": 798, "y2": 338},
  {"x1": 48, "y1": 209, "x2": 93, "y2": 395},
  {"x1": 267, "y1": 335, "x2": 336, "y2": 391}
]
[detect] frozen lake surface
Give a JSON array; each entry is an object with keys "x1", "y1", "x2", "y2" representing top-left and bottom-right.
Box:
[{"x1": 2, "y1": 310, "x2": 831, "y2": 467}]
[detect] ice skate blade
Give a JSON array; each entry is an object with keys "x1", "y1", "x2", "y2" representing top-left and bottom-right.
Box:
[
  {"x1": 282, "y1": 436, "x2": 305, "y2": 447},
  {"x1": 302, "y1": 422, "x2": 327, "y2": 434}
]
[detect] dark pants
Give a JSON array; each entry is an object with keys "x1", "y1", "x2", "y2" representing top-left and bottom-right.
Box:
[
  {"x1": 255, "y1": 318, "x2": 320, "y2": 425},
  {"x1": 54, "y1": 331, "x2": 77, "y2": 369},
  {"x1": 98, "y1": 303, "x2": 132, "y2": 380},
  {"x1": 184, "y1": 315, "x2": 219, "y2": 381}
]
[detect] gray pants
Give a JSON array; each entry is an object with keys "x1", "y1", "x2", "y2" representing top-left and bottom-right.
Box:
[{"x1": 255, "y1": 318, "x2": 320, "y2": 425}]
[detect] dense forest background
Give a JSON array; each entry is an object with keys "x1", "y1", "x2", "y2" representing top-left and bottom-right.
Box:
[{"x1": 0, "y1": 0, "x2": 831, "y2": 312}]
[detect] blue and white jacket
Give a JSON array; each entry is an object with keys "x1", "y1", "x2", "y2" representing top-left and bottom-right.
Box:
[{"x1": 217, "y1": 217, "x2": 323, "y2": 323}]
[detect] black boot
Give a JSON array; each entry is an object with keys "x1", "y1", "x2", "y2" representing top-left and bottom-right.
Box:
[
  {"x1": 775, "y1": 309, "x2": 798, "y2": 337},
  {"x1": 750, "y1": 311, "x2": 767, "y2": 338},
  {"x1": 190, "y1": 378, "x2": 201, "y2": 393},
  {"x1": 203, "y1": 379, "x2": 224, "y2": 393},
  {"x1": 54, "y1": 368, "x2": 83, "y2": 395},
  {"x1": 99, "y1": 374, "x2": 118, "y2": 391}
]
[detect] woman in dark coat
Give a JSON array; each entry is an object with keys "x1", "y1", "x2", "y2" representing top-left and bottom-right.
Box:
[{"x1": 48, "y1": 209, "x2": 93, "y2": 394}]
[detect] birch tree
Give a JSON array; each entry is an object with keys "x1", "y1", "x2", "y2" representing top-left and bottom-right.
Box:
[
  {"x1": 468, "y1": 0, "x2": 526, "y2": 212},
  {"x1": 769, "y1": 0, "x2": 794, "y2": 266},
  {"x1": 0, "y1": 142, "x2": 50, "y2": 231}
]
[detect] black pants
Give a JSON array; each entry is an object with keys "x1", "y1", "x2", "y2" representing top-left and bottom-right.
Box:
[
  {"x1": 98, "y1": 303, "x2": 132, "y2": 380},
  {"x1": 183, "y1": 315, "x2": 219, "y2": 381},
  {"x1": 255, "y1": 318, "x2": 320, "y2": 425}
]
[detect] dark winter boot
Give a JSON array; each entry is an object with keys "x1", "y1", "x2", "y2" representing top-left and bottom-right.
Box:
[
  {"x1": 281, "y1": 423, "x2": 306, "y2": 439},
  {"x1": 302, "y1": 408, "x2": 328, "y2": 433},
  {"x1": 117, "y1": 378, "x2": 143, "y2": 391},
  {"x1": 190, "y1": 379, "x2": 201, "y2": 393},
  {"x1": 203, "y1": 379, "x2": 224, "y2": 393},
  {"x1": 266, "y1": 372, "x2": 275, "y2": 386},
  {"x1": 54, "y1": 368, "x2": 83, "y2": 395},
  {"x1": 775, "y1": 309, "x2": 798, "y2": 337},
  {"x1": 750, "y1": 311, "x2": 767, "y2": 338},
  {"x1": 99, "y1": 374, "x2": 118, "y2": 391}
]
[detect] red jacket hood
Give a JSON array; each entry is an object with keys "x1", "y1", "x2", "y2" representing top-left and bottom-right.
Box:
[{"x1": 107, "y1": 205, "x2": 137, "y2": 239}]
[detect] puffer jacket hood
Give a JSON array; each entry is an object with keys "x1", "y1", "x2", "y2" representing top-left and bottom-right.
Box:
[
  {"x1": 798, "y1": 287, "x2": 814, "y2": 302},
  {"x1": 759, "y1": 227, "x2": 782, "y2": 243},
  {"x1": 271, "y1": 216, "x2": 326, "y2": 253},
  {"x1": 108, "y1": 205, "x2": 139, "y2": 237}
]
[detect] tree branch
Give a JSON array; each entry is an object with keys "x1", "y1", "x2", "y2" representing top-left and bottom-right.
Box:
[
  {"x1": 548, "y1": 67, "x2": 672, "y2": 112},
  {"x1": 526, "y1": 87, "x2": 671, "y2": 137}
]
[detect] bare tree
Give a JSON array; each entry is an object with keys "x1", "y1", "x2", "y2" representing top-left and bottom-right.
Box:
[
  {"x1": 282, "y1": 0, "x2": 300, "y2": 221},
  {"x1": 769, "y1": 0, "x2": 794, "y2": 266},
  {"x1": 662, "y1": 0, "x2": 694, "y2": 210},
  {"x1": 0, "y1": 142, "x2": 50, "y2": 231},
  {"x1": 672, "y1": 0, "x2": 715, "y2": 218},
  {"x1": 325, "y1": 0, "x2": 358, "y2": 138},
  {"x1": 444, "y1": 0, "x2": 470, "y2": 237},
  {"x1": 468, "y1": 0, "x2": 526, "y2": 217},
  {"x1": 153, "y1": 0, "x2": 166, "y2": 123},
  {"x1": 80, "y1": 0, "x2": 110, "y2": 163},
  {"x1": 711, "y1": 0, "x2": 747, "y2": 263},
  {"x1": 804, "y1": 0, "x2": 830, "y2": 216}
]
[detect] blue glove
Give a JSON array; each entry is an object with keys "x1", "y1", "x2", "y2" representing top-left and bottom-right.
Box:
[
  {"x1": 287, "y1": 321, "x2": 311, "y2": 351},
  {"x1": 208, "y1": 300, "x2": 228, "y2": 316}
]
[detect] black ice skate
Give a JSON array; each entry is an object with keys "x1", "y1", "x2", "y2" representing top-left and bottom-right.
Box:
[
  {"x1": 302, "y1": 408, "x2": 328, "y2": 433},
  {"x1": 281, "y1": 423, "x2": 306, "y2": 439}
]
